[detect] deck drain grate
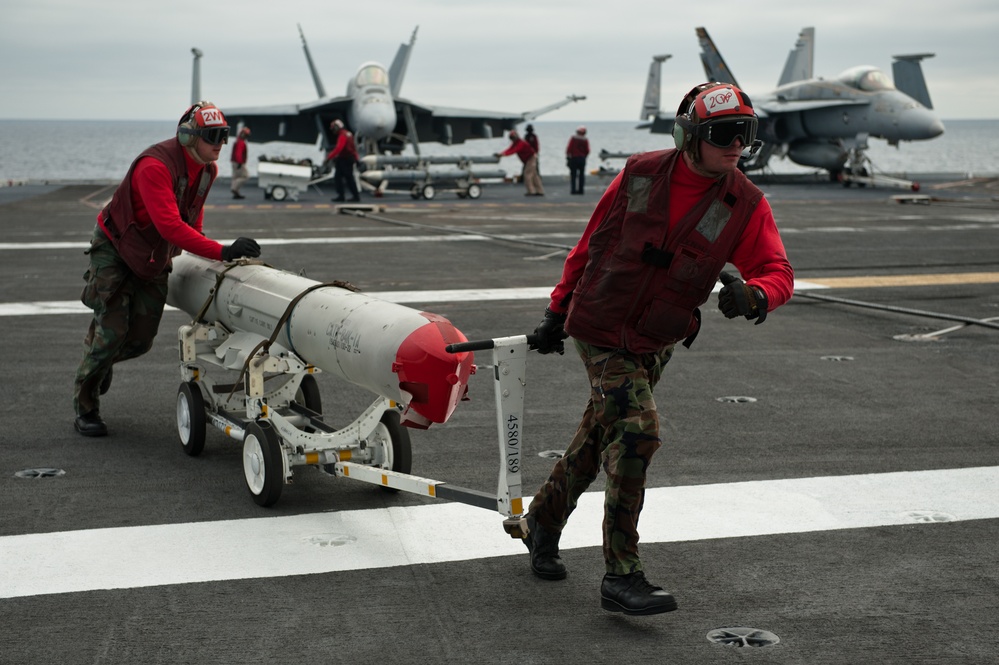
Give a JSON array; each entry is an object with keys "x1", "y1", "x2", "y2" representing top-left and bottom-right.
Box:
[
  {"x1": 707, "y1": 626, "x2": 780, "y2": 647},
  {"x1": 538, "y1": 449, "x2": 565, "y2": 459},
  {"x1": 14, "y1": 468, "x2": 66, "y2": 479},
  {"x1": 716, "y1": 396, "x2": 757, "y2": 404}
]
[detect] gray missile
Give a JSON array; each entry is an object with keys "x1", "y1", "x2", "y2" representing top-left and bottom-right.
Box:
[
  {"x1": 360, "y1": 154, "x2": 500, "y2": 168},
  {"x1": 166, "y1": 254, "x2": 475, "y2": 428},
  {"x1": 359, "y1": 168, "x2": 507, "y2": 183}
]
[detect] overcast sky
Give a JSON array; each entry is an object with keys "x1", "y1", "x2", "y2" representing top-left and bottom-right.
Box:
[{"x1": 2, "y1": 0, "x2": 996, "y2": 122}]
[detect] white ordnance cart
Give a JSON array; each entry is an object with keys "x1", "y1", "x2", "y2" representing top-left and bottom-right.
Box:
[{"x1": 256, "y1": 157, "x2": 333, "y2": 201}]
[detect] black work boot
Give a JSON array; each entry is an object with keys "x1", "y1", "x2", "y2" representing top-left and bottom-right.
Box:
[
  {"x1": 600, "y1": 571, "x2": 677, "y2": 615},
  {"x1": 523, "y1": 513, "x2": 567, "y2": 580},
  {"x1": 74, "y1": 410, "x2": 108, "y2": 437}
]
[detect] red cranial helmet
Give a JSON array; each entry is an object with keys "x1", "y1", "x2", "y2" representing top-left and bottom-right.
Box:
[
  {"x1": 177, "y1": 101, "x2": 230, "y2": 146},
  {"x1": 672, "y1": 83, "x2": 758, "y2": 160}
]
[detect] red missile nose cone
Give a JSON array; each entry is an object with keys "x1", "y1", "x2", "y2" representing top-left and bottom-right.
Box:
[{"x1": 393, "y1": 314, "x2": 474, "y2": 427}]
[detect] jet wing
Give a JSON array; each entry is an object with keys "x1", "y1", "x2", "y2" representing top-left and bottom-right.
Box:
[
  {"x1": 758, "y1": 98, "x2": 871, "y2": 115},
  {"x1": 393, "y1": 95, "x2": 585, "y2": 147},
  {"x1": 222, "y1": 97, "x2": 353, "y2": 145}
]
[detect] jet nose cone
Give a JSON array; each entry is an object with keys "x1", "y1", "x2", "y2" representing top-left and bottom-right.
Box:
[
  {"x1": 357, "y1": 104, "x2": 397, "y2": 142},
  {"x1": 901, "y1": 107, "x2": 945, "y2": 140}
]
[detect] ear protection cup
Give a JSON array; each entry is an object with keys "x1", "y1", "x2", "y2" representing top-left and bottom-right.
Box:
[
  {"x1": 672, "y1": 115, "x2": 695, "y2": 151},
  {"x1": 177, "y1": 103, "x2": 202, "y2": 147}
]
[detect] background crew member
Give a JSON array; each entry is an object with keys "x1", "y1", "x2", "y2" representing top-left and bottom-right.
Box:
[
  {"x1": 325, "y1": 119, "x2": 361, "y2": 202},
  {"x1": 495, "y1": 129, "x2": 544, "y2": 196},
  {"x1": 230, "y1": 126, "x2": 251, "y2": 199},
  {"x1": 524, "y1": 83, "x2": 794, "y2": 616},
  {"x1": 565, "y1": 125, "x2": 590, "y2": 194},
  {"x1": 73, "y1": 102, "x2": 262, "y2": 437}
]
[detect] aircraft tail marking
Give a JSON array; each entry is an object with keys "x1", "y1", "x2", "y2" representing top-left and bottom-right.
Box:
[
  {"x1": 696, "y1": 27, "x2": 740, "y2": 88},
  {"x1": 892, "y1": 53, "x2": 936, "y2": 109},
  {"x1": 388, "y1": 26, "x2": 418, "y2": 99},
  {"x1": 778, "y1": 27, "x2": 814, "y2": 86},
  {"x1": 640, "y1": 55, "x2": 671, "y2": 121}
]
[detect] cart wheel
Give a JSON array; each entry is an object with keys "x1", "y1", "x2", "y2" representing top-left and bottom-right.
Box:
[
  {"x1": 467, "y1": 183, "x2": 482, "y2": 199},
  {"x1": 370, "y1": 410, "x2": 412, "y2": 493},
  {"x1": 294, "y1": 373, "x2": 323, "y2": 413},
  {"x1": 177, "y1": 381, "x2": 206, "y2": 457},
  {"x1": 271, "y1": 185, "x2": 288, "y2": 201},
  {"x1": 243, "y1": 420, "x2": 284, "y2": 507},
  {"x1": 410, "y1": 185, "x2": 422, "y2": 200},
  {"x1": 421, "y1": 184, "x2": 436, "y2": 200}
]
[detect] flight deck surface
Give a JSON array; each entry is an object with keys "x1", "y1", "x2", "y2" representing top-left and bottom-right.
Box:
[{"x1": 2, "y1": 174, "x2": 997, "y2": 664}]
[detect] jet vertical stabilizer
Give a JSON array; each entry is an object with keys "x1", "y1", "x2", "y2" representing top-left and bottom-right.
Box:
[
  {"x1": 190, "y1": 48, "x2": 203, "y2": 104},
  {"x1": 641, "y1": 54, "x2": 672, "y2": 120},
  {"x1": 892, "y1": 53, "x2": 936, "y2": 109},
  {"x1": 388, "y1": 26, "x2": 418, "y2": 99},
  {"x1": 696, "y1": 27, "x2": 740, "y2": 87},
  {"x1": 777, "y1": 27, "x2": 814, "y2": 85},
  {"x1": 298, "y1": 24, "x2": 327, "y2": 98}
]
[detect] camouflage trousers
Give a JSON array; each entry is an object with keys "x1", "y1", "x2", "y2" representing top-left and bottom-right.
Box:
[
  {"x1": 73, "y1": 225, "x2": 169, "y2": 416},
  {"x1": 529, "y1": 339, "x2": 673, "y2": 575}
]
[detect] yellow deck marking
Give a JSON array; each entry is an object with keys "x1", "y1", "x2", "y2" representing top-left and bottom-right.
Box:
[{"x1": 805, "y1": 272, "x2": 999, "y2": 289}]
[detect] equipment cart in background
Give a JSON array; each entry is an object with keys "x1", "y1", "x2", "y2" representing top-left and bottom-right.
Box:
[{"x1": 256, "y1": 157, "x2": 334, "y2": 202}]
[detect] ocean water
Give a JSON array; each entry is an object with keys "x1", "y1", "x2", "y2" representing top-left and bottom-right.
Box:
[{"x1": 1, "y1": 118, "x2": 996, "y2": 184}]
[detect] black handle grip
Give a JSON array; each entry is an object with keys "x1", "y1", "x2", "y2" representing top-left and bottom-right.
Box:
[
  {"x1": 445, "y1": 333, "x2": 541, "y2": 354},
  {"x1": 446, "y1": 339, "x2": 494, "y2": 353}
]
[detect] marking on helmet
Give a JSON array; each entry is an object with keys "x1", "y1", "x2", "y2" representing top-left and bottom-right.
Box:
[
  {"x1": 703, "y1": 87, "x2": 741, "y2": 115},
  {"x1": 199, "y1": 107, "x2": 226, "y2": 126}
]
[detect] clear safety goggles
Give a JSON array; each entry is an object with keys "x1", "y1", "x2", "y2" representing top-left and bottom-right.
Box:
[{"x1": 701, "y1": 116, "x2": 758, "y2": 148}]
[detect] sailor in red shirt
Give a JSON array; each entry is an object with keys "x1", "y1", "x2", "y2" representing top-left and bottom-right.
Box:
[
  {"x1": 230, "y1": 126, "x2": 251, "y2": 199},
  {"x1": 73, "y1": 102, "x2": 262, "y2": 437},
  {"x1": 521, "y1": 83, "x2": 794, "y2": 616},
  {"x1": 324, "y1": 119, "x2": 361, "y2": 202},
  {"x1": 565, "y1": 125, "x2": 590, "y2": 194},
  {"x1": 495, "y1": 129, "x2": 545, "y2": 196}
]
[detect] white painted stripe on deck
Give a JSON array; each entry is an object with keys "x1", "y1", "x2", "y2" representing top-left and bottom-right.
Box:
[
  {"x1": 0, "y1": 235, "x2": 482, "y2": 251},
  {"x1": 0, "y1": 282, "x2": 830, "y2": 317},
  {"x1": 1, "y1": 466, "x2": 996, "y2": 599}
]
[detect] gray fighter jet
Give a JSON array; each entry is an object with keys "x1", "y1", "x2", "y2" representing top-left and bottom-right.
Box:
[
  {"x1": 639, "y1": 27, "x2": 945, "y2": 179},
  {"x1": 219, "y1": 26, "x2": 584, "y2": 156}
]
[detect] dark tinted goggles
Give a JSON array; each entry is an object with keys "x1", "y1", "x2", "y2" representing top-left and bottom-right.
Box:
[
  {"x1": 701, "y1": 117, "x2": 757, "y2": 148},
  {"x1": 193, "y1": 126, "x2": 230, "y2": 145}
]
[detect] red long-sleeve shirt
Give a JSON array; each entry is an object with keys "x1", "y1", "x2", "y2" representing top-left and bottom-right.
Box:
[
  {"x1": 500, "y1": 138, "x2": 536, "y2": 163},
  {"x1": 96, "y1": 152, "x2": 224, "y2": 261},
  {"x1": 325, "y1": 131, "x2": 359, "y2": 162},
  {"x1": 566, "y1": 135, "x2": 590, "y2": 158},
  {"x1": 549, "y1": 156, "x2": 794, "y2": 314},
  {"x1": 231, "y1": 138, "x2": 248, "y2": 165}
]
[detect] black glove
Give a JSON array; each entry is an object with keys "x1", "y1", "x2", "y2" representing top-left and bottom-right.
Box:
[
  {"x1": 221, "y1": 237, "x2": 261, "y2": 262},
  {"x1": 529, "y1": 308, "x2": 568, "y2": 355},
  {"x1": 718, "y1": 271, "x2": 768, "y2": 324}
]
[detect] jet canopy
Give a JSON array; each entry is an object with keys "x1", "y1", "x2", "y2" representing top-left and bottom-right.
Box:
[
  {"x1": 356, "y1": 64, "x2": 390, "y2": 88},
  {"x1": 837, "y1": 66, "x2": 895, "y2": 92}
]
